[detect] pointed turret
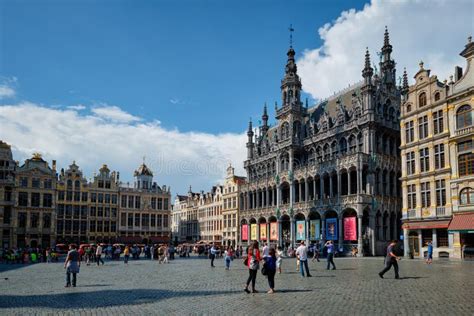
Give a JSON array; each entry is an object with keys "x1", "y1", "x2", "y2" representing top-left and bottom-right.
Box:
[
  {"x1": 281, "y1": 45, "x2": 302, "y2": 108},
  {"x1": 246, "y1": 118, "x2": 254, "y2": 159},
  {"x1": 380, "y1": 26, "x2": 396, "y2": 87},
  {"x1": 262, "y1": 103, "x2": 269, "y2": 132},
  {"x1": 402, "y1": 68, "x2": 409, "y2": 95},
  {"x1": 362, "y1": 47, "x2": 373, "y2": 85}
]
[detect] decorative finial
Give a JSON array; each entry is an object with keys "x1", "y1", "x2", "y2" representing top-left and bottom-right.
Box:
[
  {"x1": 305, "y1": 98, "x2": 308, "y2": 108},
  {"x1": 468, "y1": 36, "x2": 472, "y2": 44},
  {"x1": 383, "y1": 26, "x2": 390, "y2": 46},
  {"x1": 289, "y1": 24, "x2": 294, "y2": 47},
  {"x1": 142, "y1": 155, "x2": 146, "y2": 165},
  {"x1": 419, "y1": 60, "x2": 424, "y2": 69}
]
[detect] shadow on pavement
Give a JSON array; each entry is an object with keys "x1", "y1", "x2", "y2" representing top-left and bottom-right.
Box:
[
  {"x1": 398, "y1": 276, "x2": 427, "y2": 280},
  {"x1": 0, "y1": 289, "x2": 243, "y2": 309}
]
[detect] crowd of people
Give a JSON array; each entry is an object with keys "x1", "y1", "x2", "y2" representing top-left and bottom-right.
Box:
[{"x1": 2, "y1": 239, "x2": 410, "y2": 290}]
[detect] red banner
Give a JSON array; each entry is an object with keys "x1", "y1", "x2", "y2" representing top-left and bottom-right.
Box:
[
  {"x1": 344, "y1": 217, "x2": 357, "y2": 241},
  {"x1": 241, "y1": 224, "x2": 248, "y2": 241},
  {"x1": 270, "y1": 222, "x2": 278, "y2": 241}
]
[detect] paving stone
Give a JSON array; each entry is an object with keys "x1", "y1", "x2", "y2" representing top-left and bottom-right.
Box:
[{"x1": 0, "y1": 256, "x2": 472, "y2": 315}]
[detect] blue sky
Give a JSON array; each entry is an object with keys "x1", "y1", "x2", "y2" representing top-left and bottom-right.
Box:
[
  {"x1": 1, "y1": 0, "x2": 471, "y2": 195},
  {"x1": 1, "y1": 0, "x2": 367, "y2": 134}
]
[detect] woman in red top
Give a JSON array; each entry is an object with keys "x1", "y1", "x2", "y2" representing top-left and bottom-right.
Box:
[{"x1": 244, "y1": 240, "x2": 261, "y2": 293}]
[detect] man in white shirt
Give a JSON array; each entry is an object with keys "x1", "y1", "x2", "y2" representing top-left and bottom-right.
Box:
[
  {"x1": 295, "y1": 241, "x2": 312, "y2": 277},
  {"x1": 262, "y1": 243, "x2": 269, "y2": 258},
  {"x1": 95, "y1": 245, "x2": 104, "y2": 266}
]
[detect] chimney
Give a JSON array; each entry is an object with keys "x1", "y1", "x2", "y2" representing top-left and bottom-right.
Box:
[
  {"x1": 455, "y1": 66, "x2": 463, "y2": 81},
  {"x1": 52, "y1": 160, "x2": 57, "y2": 171}
]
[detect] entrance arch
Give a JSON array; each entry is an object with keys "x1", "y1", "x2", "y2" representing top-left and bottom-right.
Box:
[{"x1": 280, "y1": 214, "x2": 291, "y2": 248}]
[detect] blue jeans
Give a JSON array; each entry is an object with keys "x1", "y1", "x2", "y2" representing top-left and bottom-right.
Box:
[
  {"x1": 299, "y1": 259, "x2": 310, "y2": 276},
  {"x1": 327, "y1": 253, "x2": 336, "y2": 269},
  {"x1": 66, "y1": 272, "x2": 76, "y2": 286},
  {"x1": 225, "y1": 257, "x2": 231, "y2": 268}
]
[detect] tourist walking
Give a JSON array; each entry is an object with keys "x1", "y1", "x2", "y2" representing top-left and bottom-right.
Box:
[
  {"x1": 325, "y1": 240, "x2": 336, "y2": 270},
  {"x1": 296, "y1": 241, "x2": 312, "y2": 277},
  {"x1": 210, "y1": 244, "x2": 217, "y2": 267},
  {"x1": 224, "y1": 246, "x2": 233, "y2": 270},
  {"x1": 244, "y1": 240, "x2": 261, "y2": 294},
  {"x1": 312, "y1": 242, "x2": 321, "y2": 262},
  {"x1": 124, "y1": 246, "x2": 130, "y2": 264},
  {"x1": 64, "y1": 244, "x2": 80, "y2": 287},
  {"x1": 96, "y1": 244, "x2": 104, "y2": 266},
  {"x1": 262, "y1": 242, "x2": 269, "y2": 258},
  {"x1": 276, "y1": 246, "x2": 283, "y2": 274},
  {"x1": 379, "y1": 240, "x2": 400, "y2": 279},
  {"x1": 426, "y1": 241, "x2": 433, "y2": 264},
  {"x1": 264, "y1": 248, "x2": 277, "y2": 294}
]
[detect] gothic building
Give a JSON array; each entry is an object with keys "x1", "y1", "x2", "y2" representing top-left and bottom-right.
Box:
[{"x1": 239, "y1": 28, "x2": 402, "y2": 256}]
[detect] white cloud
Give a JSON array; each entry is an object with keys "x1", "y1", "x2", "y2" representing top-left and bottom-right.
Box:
[
  {"x1": 91, "y1": 104, "x2": 141, "y2": 123},
  {"x1": 67, "y1": 104, "x2": 86, "y2": 111},
  {"x1": 0, "y1": 102, "x2": 247, "y2": 195},
  {"x1": 297, "y1": 0, "x2": 473, "y2": 100},
  {"x1": 0, "y1": 85, "x2": 15, "y2": 99}
]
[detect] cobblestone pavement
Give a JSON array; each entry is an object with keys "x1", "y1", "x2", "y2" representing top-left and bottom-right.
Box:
[{"x1": 0, "y1": 255, "x2": 473, "y2": 315}]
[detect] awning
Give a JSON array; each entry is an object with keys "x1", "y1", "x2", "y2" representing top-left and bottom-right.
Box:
[
  {"x1": 448, "y1": 212, "x2": 474, "y2": 233},
  {"x1": 402, "y1": 220, "x2": 451, "y2": 230}
]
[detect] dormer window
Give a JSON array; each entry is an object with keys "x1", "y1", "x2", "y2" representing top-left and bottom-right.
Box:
[{"x1": 419, "y1": 92, "x2": 427, "y2": 107}]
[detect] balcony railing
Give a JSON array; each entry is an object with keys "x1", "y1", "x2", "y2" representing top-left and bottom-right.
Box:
[
  {"x1": 408, "y1": 209, "x2": 417, "y2": 219},
  {"x1": 436, "y1": 207, "x2": 446, "y2": 216},
  {"x1": 455, "y1": 126, "x2": 474, "y2": 136}
]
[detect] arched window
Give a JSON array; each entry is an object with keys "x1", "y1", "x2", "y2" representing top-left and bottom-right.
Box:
[
  {"x1": 339, "y1": 138, "x2": 347, "y2": 155},
  {"x1": 316, "y1": 146, "x2": 322, "y2": 162},
  {"x1": 434, "y1": 92, "x2": 441, "y2": 101},
  {"x1": 348, "y1": 135, "x2": 356, "y2": 152},
  {"x1": 74, "y1": 180, "x2": 80, "y2": 188},
  {"x1": 460, "y1": 187, "x2": 474, "y2": 205},
  {"x1": 458, "y1": 153, "x2": 474, "y2": 176},
  {"x1": 281, "y1": 122, "x2": 290, "y2": 140},
  {"x1": 67, "y1": 180, "x2": 72, "y2": 188},
  {"x1": 456, "y1": 105, "x2": 473, "y2": 129},
  {"x1": 419, "y1": 92, "x2": 427, "y2": 107},
  {"x1": 323, "y1": 144, "x2": 330, "y2": 160},
  {"x1": 406, "y1": 103, "x2": 412, "y2": 113}
]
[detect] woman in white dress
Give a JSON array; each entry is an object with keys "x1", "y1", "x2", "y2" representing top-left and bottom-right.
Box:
[{"x1": 276, "y1": 246, "x2": 283, "y2": 274}]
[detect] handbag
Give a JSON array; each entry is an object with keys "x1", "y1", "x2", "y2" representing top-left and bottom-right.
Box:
[
  {"x1": 243, "y1": 256, "x2": 248, "y2": 267},
  {"x1": 261, "y1": 262, "x2": 268, "y2": 276}
]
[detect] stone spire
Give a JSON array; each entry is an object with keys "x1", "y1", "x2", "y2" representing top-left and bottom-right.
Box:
[
  {"x1": 261, "y1": 103, "x2": 269, "y2": 133},
  {"x1": 247, "y1": 118, "x2": 254, "y2": 159},
  {"x1": 380, "y1": 26, "x2": 395, "y2": 86},
  {"x1": 362, "y1": 47, "x2": 374, "y2": 85},
  {"x1": 401, "y1": 68, "x2": 409, "y2": 100},
  {"x1": 382, "y1": 26, "x2": 392, "y2": 62}
]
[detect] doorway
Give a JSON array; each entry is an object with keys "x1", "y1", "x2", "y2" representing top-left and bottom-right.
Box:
[{"x1": 408, "y1": 232, "x2": 419, "y2": 257}]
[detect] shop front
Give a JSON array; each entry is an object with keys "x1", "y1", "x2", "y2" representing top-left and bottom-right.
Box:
[{"x1": 448, "y1": 212, "x2": 474, "y2": 259}]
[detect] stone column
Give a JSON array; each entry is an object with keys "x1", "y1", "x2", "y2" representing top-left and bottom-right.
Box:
[
  {"x1": 246, "y1": 192, "x2": 250, "y2": 210},
  {"x1": 256, "y1": 223, "x2": 260, "y2": 242},
  {"x1": 369, "y1": 215, "x2": 376, "y2": 256},
  {"x1": 290, "y1": 182, "x2": 295, "y2": 206},
  {"x1": 357, "y1": 168, "x2": 362, "y2": 194},
  {"x1": 338, "y1": 216, "x2": 343, "y2": 251},
  {"x1": 357, "y1": 215, "x2": 363, "y2": 257},
  {"x1": 320, "y1": 177, "x2": 324, "y2": 199},
  {"x1": 329, "y1": 175, "x2": 333, "y2": 198},
  {"x1": 290, "y1": 217, "x2": 295, "y2": 249},
  {"x1": 403, "y1": 228, "x2": 409, "y2": 258},
  {"x1": 348, "y1": 172, "x2": 352, "y2": 195},
  {"x1": 277, "y1": 219, "x2": 282, "y2": 248},
  {"x1": 266, "y1": 187, "x2": 269, "y2": 207},
  {"x1": 277, "y1": 185, "x2": 281, "y2": 207},
  {"x1": 313, "y1": 178, "x2": 317, "y2": 200},
  {"x1": 305, "y1": 180, "x2": 309, "y2": 202},
  {"x1": 306, "y1": 218, "x2": 310, "y2": 247},
  {"x1": 321, "y1": 216, "x2": 326, "y2": 243},
  {"x1": 432, "y1": 228, "x2": 437, "y2": 248},
  {"x1": 298, "y1": 182, "x2": 302, "y2": 203},
  {"x1": 417, "y1": 229, "x2": 423, "y2": 259},
  {"x1": 337, "y1": 171, "x2": 341, "y2": 197}
]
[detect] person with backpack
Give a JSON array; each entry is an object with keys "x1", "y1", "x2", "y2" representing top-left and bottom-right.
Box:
[
  {"x1": 264, "y1": 248, "x2": 277, "y2": 293},
  {"x1": 244, "y1": 241, "x2": 261, "y2": 294}
]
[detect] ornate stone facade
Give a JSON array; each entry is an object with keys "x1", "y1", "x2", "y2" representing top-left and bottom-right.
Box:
[
  {"x1": 56, "y1": 162, "x2": 89, "y2": 244},
  {"x1": 118, "y1": 163, "x2": 171, "y2": 244},
  {"x1": 239, "y1": 28, "x2": 402, "y2": 256},
  {"x1": 0, "y1": 141, "x2": 16, "y2": 248},
  {"x1": 401, "y1": 36, "x2": 474, "y2": 259},
  {"x1": 13, "y1": 153, "x2": 57, "y2": 248},
  {"x1": 222, "y1": 164, "x2": 246, "y2": 247}
]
